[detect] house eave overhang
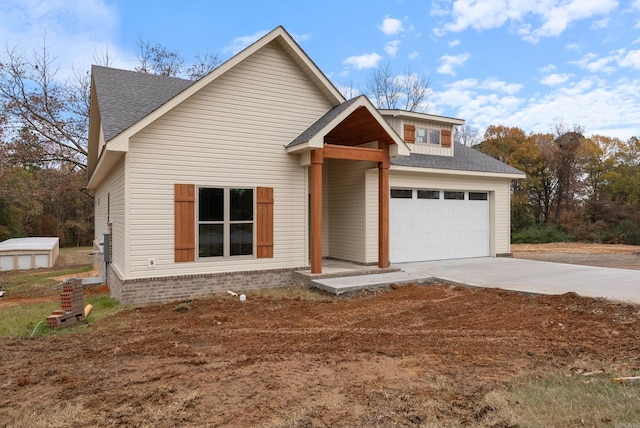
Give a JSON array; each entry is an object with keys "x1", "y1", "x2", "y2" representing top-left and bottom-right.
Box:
[
  {"x1": 286, "y1": 96, "x2": 411, "y2": 157},
  {"x1": 379, "y1": 109, "x2": 466, "y2": 126},
  {"x1": 390, "y1": 165, "x2": 527, "y2": 179},
  {"x1": 87, "y1": 137, "x2": 128, "y2": 190}
]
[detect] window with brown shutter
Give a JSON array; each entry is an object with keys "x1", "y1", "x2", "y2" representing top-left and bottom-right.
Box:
[
  {"x1": 256, "y1": 187, "x2": 274, "y2": 258},
  {"x1": 174, "y1": 184, "x2": 195, "y2": 262},
  {"x1": 176, "y1": 185, "x2": 274, "y2": 261},
  {"x1": 441, "y1": 129, "x2": 452, "y2": 148},
  {"x1": 403, "y1": 124, "x2": 415, "y2": 143}
]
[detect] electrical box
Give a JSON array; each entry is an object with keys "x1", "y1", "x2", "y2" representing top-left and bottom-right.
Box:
[{"x1": 103, "y1": 233, "x2": 111, "y2": 263}]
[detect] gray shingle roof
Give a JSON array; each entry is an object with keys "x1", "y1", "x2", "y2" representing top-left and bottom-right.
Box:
[
  {"x1": 391, "y1": 143, "x2": 525, "y2": 175},
  {"x1": 92, "y1": 65, "x2": 194, "y2": 142},
  {"x1": 287, "y1": 96, "x2": 361, "y2": 147}
]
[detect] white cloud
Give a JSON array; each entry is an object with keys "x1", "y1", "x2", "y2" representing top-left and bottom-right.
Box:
[
  {"x1": 573, "y1": 49, "x2": 640, "y2": 73},
  {"x1": 539, "y1": 64, "x2": 556, "y2": 73},
  {"x1": 343, "y1": 52, "x2": 383, "y2": 70},
  {"x1": 408, "y1": 51, "x2": 420, "y2": 60},
  {"x1": 434, "y1": 0, "x2": 618, "y2": 43},
  {"x1": 437, "y1": 52, "x2": 470, "y2": 75},
  {"x1": 434, "y1": 75, "x2": 640, "y2": 141},
  {"x1": 541, "y1": 73, "x2": 571, "y2": 85},
  {"x1": 565, "y1": 43, "x2": 580, "y2": 51},
  {"x1": 448, "y1": 39, "x2": 461, "y2": 47},
  {"x1": 480, "y1": 78, "x2": 522, "y2": 94},
  {"x1": 618, "y1": 49, "x2": 640, "y2": 69},
  {"x1": 379, "y1": 17, "x2": 404, "y2": 35},
  {"x1": 384, "y1": 40, "x2": 401, "y2": 57},
  {"x1": 223, "y1": 30, "x2": 268, "y2": 55},
  {"x1": 0, "y1": 0, "x2": 127, "y2": 78},
  {"x1": 591, "y1": 17, "x2": 610, "y2": 29},
  {"x1": 292, "y1": 32, "x2": 311, "y2": 42}
]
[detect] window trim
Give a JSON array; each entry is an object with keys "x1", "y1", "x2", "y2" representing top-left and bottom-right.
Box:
[
  {"x1": 197, "y1": 187, "x2": 255, "y2": 259},
  {"x1": 414, "y1": 127, "x2": 442, "y2": 146}
]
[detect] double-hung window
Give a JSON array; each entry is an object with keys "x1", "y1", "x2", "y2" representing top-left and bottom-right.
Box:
[{"x1": 198, "y1": 187, "x2": 253, "y2": 257}]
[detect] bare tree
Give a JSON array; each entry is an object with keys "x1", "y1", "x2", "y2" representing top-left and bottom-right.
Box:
[
  {"x1": 454, "y1": 123, "x2": 480, "y2": 147},
  {"x1": 135, "y1": 37, "x2": 184, "y2": 77},
  {"x1": 186, "y1": 51, "x2": 220, "y2": 80},
  {"x1": 400, "y1": 71, "x2": 431, "y2": 112},
  {"x1": 0, "y1": 43, "x2": 88, "y2": 170},
  {"x1": 366, "y1": 63, "x2": 401, "y2": 109},
  {"x1": 337, "y1": 80, "x2": 361, "y2": 100},
  {"x1": 366, "y1": 63, "x2": 430, "y2": 112},
  {"x1": 135, "y1": 37, "x2": 220, "y2": 80}
]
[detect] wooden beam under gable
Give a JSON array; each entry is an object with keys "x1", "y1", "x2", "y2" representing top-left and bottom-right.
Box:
[{"x1": 323, "y1": 144, "x2": 385, "y2": 162}]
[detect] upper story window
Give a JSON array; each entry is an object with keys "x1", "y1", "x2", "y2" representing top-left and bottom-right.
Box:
[
  {"x1": 403, "y1": 124, "x2": 452, "y2": 148},
  {"x1": 416, "y1": 128, "x2": 441, "y2": 145}
]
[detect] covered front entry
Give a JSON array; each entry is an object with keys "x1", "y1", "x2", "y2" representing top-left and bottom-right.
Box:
[
  {"x1": 309, "y1": 134, "x2": 390, "y2": 274},
  {"x1": 286, "y1": 96, "x2": 410, "y2": 274}
]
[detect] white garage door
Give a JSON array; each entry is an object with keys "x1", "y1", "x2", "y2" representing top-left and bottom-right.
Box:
[{"x1": 390, "y1": 189, "x2": 490, "y2": 263}]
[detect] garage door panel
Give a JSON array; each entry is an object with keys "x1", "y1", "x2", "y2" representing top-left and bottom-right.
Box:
[{"x1": 390, "y1": 190, "x2": 490, "y2": 263}]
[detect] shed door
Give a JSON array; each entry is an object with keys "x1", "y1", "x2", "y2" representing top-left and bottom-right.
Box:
[{"x1": 390, "y1": 189, "x2": 490, "y2": 263}]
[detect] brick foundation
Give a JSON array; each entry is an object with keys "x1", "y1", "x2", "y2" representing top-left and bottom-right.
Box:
[{"x1": 106, "y1": 265, "x2": 310, "y2": 306}]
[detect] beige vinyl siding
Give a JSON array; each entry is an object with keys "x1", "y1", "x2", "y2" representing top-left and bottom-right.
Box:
[
  {"x1": 93, "y1": 158, "x2": 126, "y2": 274},
  {"x1": 366, "y1": 169, "x2": 513, "y2": 260},
  {"x1": 322, "y1": 162, "x2": 330, "y2": 257},
  {"x1": 365, "y1": 169, "x2": 380, "y2": 263},
  {"x1": 326, "y1": 159, "x2": 373, "y2": 263},
  {"x1": 125, "y1": 41, "x2": 331, "y2": 279}
]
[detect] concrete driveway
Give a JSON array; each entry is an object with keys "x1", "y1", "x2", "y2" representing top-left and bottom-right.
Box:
[
  {"x1": 396, "y1": 257, "x2": 640, "y2": 304},
  {"x1": 312, "y1": 257, "x2": 640, "y2": 304}
]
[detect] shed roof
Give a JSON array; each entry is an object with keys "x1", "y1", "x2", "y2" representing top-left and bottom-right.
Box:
[{"x1": 0, "y1": 237, "x2": 59, "y2": 252}]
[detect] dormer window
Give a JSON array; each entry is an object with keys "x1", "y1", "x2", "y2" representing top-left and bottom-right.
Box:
[{"x1": 416, "y1": 128, "x2": 440, "y2": 145}]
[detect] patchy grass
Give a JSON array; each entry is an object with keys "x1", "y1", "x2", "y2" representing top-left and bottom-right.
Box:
[
  {"x1": 481, "y1": 367, "x2": 640, "y2": 427},
  {"x1": 0, "y1": 294, "x2": 125, "y2": 338},
  {"x1": 0, "y1": 265, "x2": 94, "y2": 293}
]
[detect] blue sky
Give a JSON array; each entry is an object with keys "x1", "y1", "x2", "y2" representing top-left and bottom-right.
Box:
[{"x1": 2, "y1": 0, "x2": 639, "y2": 140}]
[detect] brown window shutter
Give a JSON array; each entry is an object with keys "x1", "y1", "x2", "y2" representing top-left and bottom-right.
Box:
[
  {"x1": 256, "y1": 187, "x2": 274, "y2": 258},
  {"x1": 174, "y1": 184, "x2": 195, "y2": 262},
  {"x1": 441, "y1": 129, "x2": 452, "y2": 148},
  {"x1": 404, "y1": 124, "x2": 415, "y2": 143}
]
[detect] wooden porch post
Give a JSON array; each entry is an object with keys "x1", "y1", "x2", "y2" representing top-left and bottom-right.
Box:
[
  {"x1": 378, "y1": 141, "x2": 390, "y2": 268},
  {"x1": 310, "y1": 149, "x2": 323, "y2": 273}
]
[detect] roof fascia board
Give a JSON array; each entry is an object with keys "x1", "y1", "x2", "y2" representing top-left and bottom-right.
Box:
[
  {"x1": 380, "y1": 109, "x2": 465, "y2": 126},
  {"x1": 391, "y1": 165, "x2": 526, "y2": 179}
]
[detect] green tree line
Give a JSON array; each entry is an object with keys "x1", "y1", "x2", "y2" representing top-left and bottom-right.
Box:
[{"x1": 477, "y1": 125, "x2": 640, "y2": 244}]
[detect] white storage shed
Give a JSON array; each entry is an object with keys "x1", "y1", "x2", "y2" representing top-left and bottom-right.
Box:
[{"x1": 0, "y1": 237, "x2": 60, "y2": 271}]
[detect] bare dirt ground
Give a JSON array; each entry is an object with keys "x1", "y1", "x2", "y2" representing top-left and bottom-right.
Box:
[
  {"x1": 1, "y1": 244, "x2": 639, "y2": 427},
  {"x1": 512, "y1": 242, "x2": 640, "y2": 270}
]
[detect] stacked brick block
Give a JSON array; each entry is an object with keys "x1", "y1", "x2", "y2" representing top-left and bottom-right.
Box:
[{"x1": 46, "y1": 278, "x2": 86, "y2": 328}]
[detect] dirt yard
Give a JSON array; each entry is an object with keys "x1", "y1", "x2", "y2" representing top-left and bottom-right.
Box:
[
  {"x1": 512, "y1": 242, "x2": 640, "y2": 270},
  {"x1": 1, "y1": 244, "x2": 639, "y2": 427}
]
